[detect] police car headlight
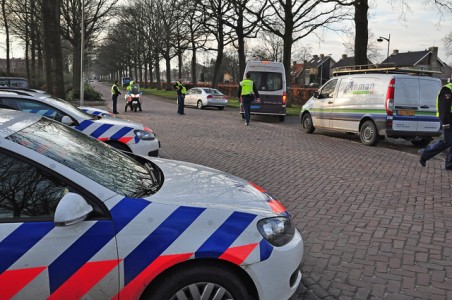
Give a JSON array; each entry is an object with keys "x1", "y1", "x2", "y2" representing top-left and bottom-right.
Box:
[
  {"x1": 257, "y1": 217, "x2": 295, "y2": 247},
  {"x1": 134, "y1": 130, "x2": 155, "y2": 140}
]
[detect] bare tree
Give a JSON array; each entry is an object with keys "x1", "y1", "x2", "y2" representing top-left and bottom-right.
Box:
[
  {"x1": 60, "y1": 0, "x2": 118, "y2": 96},
  {"x1": 444, "y1": 32, "x2": 452, "y2": 58},
  {"x1": 249, "y1": 0, "x2": 350, "y2": 105},
  {"x1": 197, "y1": 0, "x2": 234, "y2": 87}
]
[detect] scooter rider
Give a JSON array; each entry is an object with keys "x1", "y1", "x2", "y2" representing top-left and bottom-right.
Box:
[{"x1": 125, "y1": 81, "x2": 143, "y2": 112}]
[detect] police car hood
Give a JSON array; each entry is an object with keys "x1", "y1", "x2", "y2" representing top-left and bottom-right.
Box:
[
  {"x1": 94, "y1": 116, "x2": 144, "y2": 129},
  {"x1": 148, "y1": 158, "x2": 277, "y2": 216}
]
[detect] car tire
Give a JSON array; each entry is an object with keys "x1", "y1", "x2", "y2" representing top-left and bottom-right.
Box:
[
  {"x1": 279, "y1": 115, "x2": 285, "y2": 122},
  {"x1": 143, "y1": 264, "x2": 254, "y2": 300},
  {"x1": 197, "y1": 100, "x2": 204, "y2": 109},
  {"x1": 411, "y1": 138, "x2": 432, "y2": 147},
  {"x1": 360, "y1": 120, "x2": 380, "y2": 146},
  {"x1": 218, "y1": 106, "x2": 224, "y2": 110},
  {"x1": 301, "y1": 113, "x2": 315, "y2": 133}
]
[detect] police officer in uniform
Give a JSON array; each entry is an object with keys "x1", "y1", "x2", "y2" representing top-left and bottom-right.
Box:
[
  {"x1": 174, "y1": 79, "x2": 186, "y2": 115},
  {"x1": 419, "y1": 82, "x2": 452, "y2": 169},
  {"x1": 238, "y1": 72, "x2": 260, "y2": 125},
  {"x1": 111, "y1": 80, "x2": 121, "y2": 114}
]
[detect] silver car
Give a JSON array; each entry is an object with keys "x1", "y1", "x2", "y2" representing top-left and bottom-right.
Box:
[{"x1": 185, "y1": 87, "x2": 228, "y2": 110}]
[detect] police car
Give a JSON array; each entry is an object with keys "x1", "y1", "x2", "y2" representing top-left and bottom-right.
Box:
[
  {"x1": 79, "y1": 106, "x2": 114, "y2": 118},
  {"x1": 0, "y1": 89, "x2": 160, "y2": 156},
  {"x1": 0, "y1": 110, "x2": 304, "y2": 300}
]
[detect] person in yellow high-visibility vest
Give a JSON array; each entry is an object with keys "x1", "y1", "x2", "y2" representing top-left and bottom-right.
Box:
[
  {"x1": 238, "y1": 72, "x2": 260, "y2": 126},
  {"x1": 111, "y1": 80, "x2": 121, "y2": 114},
  {"x1": 419, "y1": 82, "x2": 452, "y2": 169},
  {"x1": 173, "y1": 78, "x2": 187, "y2": 115}
]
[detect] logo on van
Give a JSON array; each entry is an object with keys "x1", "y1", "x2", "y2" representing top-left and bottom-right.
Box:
[{"x1": 343, "y1": 81, "x2": 375, "y2": 95}]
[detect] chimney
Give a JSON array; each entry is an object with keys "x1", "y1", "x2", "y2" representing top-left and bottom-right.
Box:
[
  {"x1": 342, "y1": 54, "x2": 347, "y2": 60},
  {"x1": 392, "y1": 49, "x2": 399, "y2": 56},
  {"x1": 320, "y1": 54, "x2": 324, "y2": 59},
  {"x1": 293, "y1": 61, "x2": 297, "y2": 66},
  {"x1": 429, "y1": 46, "x2": 439, "y2": 69}
]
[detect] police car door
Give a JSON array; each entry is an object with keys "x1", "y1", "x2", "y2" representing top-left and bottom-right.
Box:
[
  {"x1": 312, "y1": 78, "x2": 338, "y2": 128},
  {"x1": 0, "y1": 151, "x2": 119, "y2": 299}
]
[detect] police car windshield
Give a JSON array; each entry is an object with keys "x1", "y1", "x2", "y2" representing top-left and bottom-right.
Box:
[
  {"x1": 45, "y1": 96, "x2": 96, "y2": 120},
  {"x1": 7, "y1": 118, "x2": 162, "y2": 197}
]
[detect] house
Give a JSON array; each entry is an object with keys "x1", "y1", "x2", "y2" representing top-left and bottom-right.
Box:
[
  {"x1": 0, "y1": 58, "x2": 27, "y2": 75},
  {"x1": 291, "y1": 54, "x2": 335, "y2": 87},
  {"x1": 381, "y1": 46, "x2": 452, "y2": 83},
  {"x1": 332, "y1": 54, "x2": 373, "y2": 70}
]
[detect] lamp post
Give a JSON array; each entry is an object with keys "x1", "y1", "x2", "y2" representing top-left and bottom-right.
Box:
[{"x1": 377, "y1": 34, "x2": 391, "y2": 61}]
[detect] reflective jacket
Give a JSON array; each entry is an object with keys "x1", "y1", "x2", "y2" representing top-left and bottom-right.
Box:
[{"x1": 436, "y1": 82, "x2": 452, "y2": 125}]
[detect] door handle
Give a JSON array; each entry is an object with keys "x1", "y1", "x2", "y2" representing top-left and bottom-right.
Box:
[
  {"x1": 328, "y1": 101, "x2": 333, "y2": 104},
  {"x1": 420, "y1": 105, "x2": 429, "y2": 109}
]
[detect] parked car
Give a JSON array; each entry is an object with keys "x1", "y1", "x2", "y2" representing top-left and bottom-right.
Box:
[
  {"x1": 0, "y1": 76, "x2": 29, "y2": 88},
  {"x1": 300, "y1": 68, "x2": 442, "y2": 146},
  {"x1": 185, "y1": 87, "x2": 228, "y2": 109},
  {"x1": 0, "y1": 89, "x2": 160, "y2": 156},
  {"x1": 0, "y1": 109, "x2": 304, "y2": 300}
]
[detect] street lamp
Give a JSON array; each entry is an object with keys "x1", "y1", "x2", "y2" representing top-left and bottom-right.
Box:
[
  {"x1": 80, "y1": 0, "x2": 85, "y2": 106},
  {"x1": 377, "y1": 34, "x2": 391, "y2": 61}
]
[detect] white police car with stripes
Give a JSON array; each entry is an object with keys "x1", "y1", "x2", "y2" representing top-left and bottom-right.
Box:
[
  {"x1": 0, "y1": 89, "x2": 160, "y2": 156},
  {"x1": 0, "y1": 110, "x2": 303, "y2": 300}
]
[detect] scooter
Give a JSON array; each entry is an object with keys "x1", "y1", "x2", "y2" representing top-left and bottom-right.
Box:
[{"x1": 125, "y1": 91, "x2": 142, "y2": 112}]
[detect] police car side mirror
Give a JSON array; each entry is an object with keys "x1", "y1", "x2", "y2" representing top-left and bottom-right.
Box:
[
  {"x1": 313, "y1": 91, "x2": 320, "y2": 99},
  {"x1": 54, "y1": 193, "x2": 93, "y2": 226},
  {"x1": 61, "y1": 115, "x2": 74, "y2": 126}
]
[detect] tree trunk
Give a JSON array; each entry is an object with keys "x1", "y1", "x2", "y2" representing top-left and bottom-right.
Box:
[
  {"x1": 41, "y1": 0, "x2": 65, "y2": 99},
  {"x1": 191, "y1": 44, "x2": 197, "y2": 84},
  {"x1": 72, "y1": 42, "x2": 81, "y2": 96},
  {"x1": 283, "y1": 33, "x2": 293, "y2": 107},
  {"x1": 354, "y1": 0, "x2": 368, "y2": 66},
  {"x1": 155, "y1": 55, "x2": 161, "y2": 89},
  {"x1": 165, "y1": 55, "x2": 171, "y2": 90},
  {"x1": 1, "y1": 0, "x2": 10, "y2": 74}
]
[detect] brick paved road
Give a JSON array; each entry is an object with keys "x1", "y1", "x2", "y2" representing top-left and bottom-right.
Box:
[{"x1": 94, "y1": 83, "x2": 452, "y2": 299}]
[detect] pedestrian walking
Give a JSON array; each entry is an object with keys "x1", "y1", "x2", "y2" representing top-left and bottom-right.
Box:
[
  {"x1": 419, "y1": 81, "x2": 452, "y2": 169},
  {"x1": 111, "y1": 80, "x2": 121, "y2": 114},
  {"x1": 238, "y1": 72, "x2": 260, "y2": 126},
  {"x1": 174, "y1": 79, "x2": 186, "y2": 115}
]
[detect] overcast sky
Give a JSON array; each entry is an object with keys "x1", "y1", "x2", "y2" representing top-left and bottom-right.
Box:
[
  {"x1": 305, "y1": 1, "x2": 452, "y2": 64},
  {"x1": 1, "y1": 1, "x2": 451, "y2": 64}
]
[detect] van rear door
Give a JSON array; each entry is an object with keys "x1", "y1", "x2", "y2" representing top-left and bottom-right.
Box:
[
  {"x1": 393, "y1": 76, "x2": 440, "y2": 133},
  {"x1": 418, "y1": 78, "x2": 441, "y2": 132},
  {"x1": 393, "y1": 77, "x2": 421, "y2": 132}
]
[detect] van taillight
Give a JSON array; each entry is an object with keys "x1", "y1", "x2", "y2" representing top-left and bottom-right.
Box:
[
  {"x1": 282, "y1": 92, "x2": 287, "y2": 105},
  {"x1": 385, "y1": 79, "x2": 395, "y2": 116}
]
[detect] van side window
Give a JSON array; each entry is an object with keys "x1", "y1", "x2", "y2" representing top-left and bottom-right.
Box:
[{"x1": 319, "y1": 79, "x2": 338, "y2": 99}]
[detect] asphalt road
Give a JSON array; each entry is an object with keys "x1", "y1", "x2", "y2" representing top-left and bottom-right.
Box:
[{"x1": 92, "y1": 82, "x2": 452, "y2": 300}]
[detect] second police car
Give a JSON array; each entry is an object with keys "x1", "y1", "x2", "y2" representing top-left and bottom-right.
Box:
[
  {"x1": 0, "y1": 89, "x2": 160, "y2": 156},
  {"x1": 0, "y1": 110, "x2": 303, "y2": 300}
]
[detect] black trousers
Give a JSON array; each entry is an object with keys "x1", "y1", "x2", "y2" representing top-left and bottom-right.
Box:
[{"x1": 112, "y1": 94, "x2": 119, "y2": 113}]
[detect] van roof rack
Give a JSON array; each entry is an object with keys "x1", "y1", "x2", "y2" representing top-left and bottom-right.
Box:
[{"x1": 332, "y1": 63, "x2": 442, "y2": 76}]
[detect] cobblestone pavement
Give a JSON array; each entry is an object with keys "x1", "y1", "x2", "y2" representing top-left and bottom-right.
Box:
[{"x1": 94, "y1": 83, "x2": 452, "y2": 299}]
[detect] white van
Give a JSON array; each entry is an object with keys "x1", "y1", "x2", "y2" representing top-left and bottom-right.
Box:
[
  {"x1": 299, "y1": 70, "x2": 442, "y2": 146},
  {"x1": 242, "y1": 61, "x2": 287, "y2": 121}
]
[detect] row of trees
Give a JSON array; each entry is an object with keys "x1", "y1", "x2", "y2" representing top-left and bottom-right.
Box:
[{"x1": 1, "y1": 0, "x2": 451, "y2": 101}]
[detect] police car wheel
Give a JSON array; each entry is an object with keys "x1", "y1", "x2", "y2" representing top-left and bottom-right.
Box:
[
  {"x1": 360, "y1": 120, "x2": 380, "y2": 146},
  {"x1": 143, "y1": 264, "x2": 253, "y2": 300}
]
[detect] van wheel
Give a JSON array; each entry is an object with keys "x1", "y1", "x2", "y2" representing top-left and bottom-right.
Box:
[
  {"x1": 301, "y1": 113, "x2": 315, "y2": 133},
  {"x1": 360, "y1": 120, "x2": 380, "y2": 146},
  {"x1": 411, "y1": 138, "x2": 432, "y2": 147}
]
